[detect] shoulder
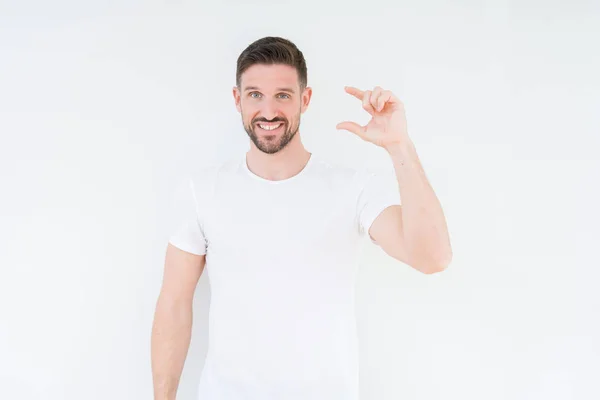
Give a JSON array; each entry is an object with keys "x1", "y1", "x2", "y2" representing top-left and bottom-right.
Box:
[
  {"x1": 172, "y1": 157, "x2": 238, "y2": 208},
  {"x1": 309, "y1": 154, "x2": 374, "y2": 189},
  {"x1": 188, "y1": 156, "x2": 240, "y2": 186},
  {"x1": 309, "y1": 154, "x2": 364, "y2": 181}
]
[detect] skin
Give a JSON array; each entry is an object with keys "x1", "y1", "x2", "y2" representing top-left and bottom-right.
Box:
[
  {"x1": 232, "y1": 63, "x2": 313, "y2": 181},
  {"x1": 152, "y1": 64, "x2": 314, "y2": 400},
  {"x1": 336, "y1": 85, "x2": 452, "y2": 272},
  {"x1": 151, "y1": 63, "x2": 453, "y2": 400}
]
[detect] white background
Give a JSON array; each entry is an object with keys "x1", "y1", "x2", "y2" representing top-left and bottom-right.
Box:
[{"x1": 1, "y1": 1, "x2": 599, "y2": 399}]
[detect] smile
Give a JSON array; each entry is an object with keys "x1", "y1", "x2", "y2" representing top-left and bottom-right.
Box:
[{"x1": 257, "y1": 122, "x2": 283, "y2": 131}]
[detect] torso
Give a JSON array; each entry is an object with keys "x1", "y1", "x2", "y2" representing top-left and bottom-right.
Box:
[{"x1": 192, "y1": 153, "x2": 368, "y2": 400}]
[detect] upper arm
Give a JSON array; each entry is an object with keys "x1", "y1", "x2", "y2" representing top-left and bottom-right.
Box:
[
  {"x1": 160, "y1": 243, "x2": 206, "y2": 303},
  {"x1": 368, "y1": 205, "x2": 411, "y2": 265}
]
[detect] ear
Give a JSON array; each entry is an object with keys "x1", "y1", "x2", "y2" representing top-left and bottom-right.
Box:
[
  {"x1": 232, "y1": 86, "x2": 241, "y2": 113},
  {"x1": 301, "y1": 86, "x2": 312, "y2": 114}
]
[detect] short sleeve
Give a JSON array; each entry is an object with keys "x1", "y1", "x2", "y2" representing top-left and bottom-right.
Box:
[
  {"x1": 356, "y1": 170, "x2": 401, "y2": 244},
  {"x1": 167, "y1": 177, "x2": 207, "y2": 255}
]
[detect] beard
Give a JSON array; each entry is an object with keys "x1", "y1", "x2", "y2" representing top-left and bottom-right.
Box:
[{"x1": 242, "y1": 110, "x2": 300, "y2": 155}]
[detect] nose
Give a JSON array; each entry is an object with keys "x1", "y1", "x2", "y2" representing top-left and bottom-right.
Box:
[{"x1": 260, "y1": 99, "x2": 279, "y2": 121}]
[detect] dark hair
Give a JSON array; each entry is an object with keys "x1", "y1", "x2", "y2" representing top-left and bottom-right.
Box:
[{"x1": 236, "y1": 36, "x2": 308, "y2": 91}]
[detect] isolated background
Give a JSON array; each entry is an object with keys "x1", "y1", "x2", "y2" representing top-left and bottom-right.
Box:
[{"x1": 1, "y1": 1, "x2": 599, "y2": 399}]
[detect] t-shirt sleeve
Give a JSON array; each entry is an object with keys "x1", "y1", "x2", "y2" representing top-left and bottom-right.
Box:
[
  {"x1": 167, "y1": 177, "x2": 207, "y2": 255},
  {"x1": 356, "y1": 170, "x2": 402, "y2": 244}
]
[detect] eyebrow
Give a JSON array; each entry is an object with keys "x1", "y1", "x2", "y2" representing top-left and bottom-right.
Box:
[{"x1": 244, "y1": 86, "x2": 295, "y2": 94}]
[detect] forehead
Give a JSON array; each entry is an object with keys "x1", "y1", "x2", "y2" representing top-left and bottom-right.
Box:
[{"x1": 240, "y1": 64, "x2": 299, "y2": 91}]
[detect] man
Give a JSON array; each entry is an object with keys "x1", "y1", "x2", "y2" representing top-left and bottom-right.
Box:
[{"x1": 151, "y1": 36, "x2": 452, "y2": 400}]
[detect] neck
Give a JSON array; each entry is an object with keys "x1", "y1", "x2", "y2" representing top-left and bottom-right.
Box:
[{"x1": 246, "y1": 134, "x2": 311, "y2": 181}]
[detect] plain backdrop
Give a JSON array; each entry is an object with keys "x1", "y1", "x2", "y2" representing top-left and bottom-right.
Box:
[{"x1": 1, "y1": 1, "x2": 599, "y2": 399}]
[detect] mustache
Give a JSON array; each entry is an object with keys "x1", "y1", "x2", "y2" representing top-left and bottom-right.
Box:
[{"x1": 253, "y1": 118, "x2": 286, "y2": 124}]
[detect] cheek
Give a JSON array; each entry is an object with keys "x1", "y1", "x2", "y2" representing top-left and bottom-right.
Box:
[
  {"x1": 283, "y1": 102, "x2": 301, "y2": 117},
  {"x1": 239, "y1": 106, "x2": 255, "y2": 120},
  {"x1": 243, "y1": 103, "x2": 262, "y2": 117}
]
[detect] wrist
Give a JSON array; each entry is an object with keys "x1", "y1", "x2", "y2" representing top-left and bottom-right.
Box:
[{"x1": 385, "y1": 140, "x2": 414, "y2": 157}]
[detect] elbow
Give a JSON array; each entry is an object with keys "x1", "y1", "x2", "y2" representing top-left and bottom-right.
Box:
[
  {"x1": 421, "y1": 263, "x2": 448, "y2": 274},
  {"x1": 411, "y1": 251, "x2": 453, "y2": 275}
]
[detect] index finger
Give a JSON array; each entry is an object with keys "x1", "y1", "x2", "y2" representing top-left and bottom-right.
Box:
[{"x1": 344, "y1": 86, "x2": 364, "y2": 100}]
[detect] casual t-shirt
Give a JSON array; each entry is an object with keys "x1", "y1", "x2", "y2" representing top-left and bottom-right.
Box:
[{"x1": 168, "y1": 152, "x2": 401, "y2": 400}]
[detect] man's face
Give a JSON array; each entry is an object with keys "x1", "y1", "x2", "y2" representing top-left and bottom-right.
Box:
[{"x1": 233, "y1": 64, "x2": 312, "y2": 154}]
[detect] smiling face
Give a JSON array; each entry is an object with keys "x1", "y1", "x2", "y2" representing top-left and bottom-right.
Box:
[{"x1": 233, "y1": 63, "x2": 312, "y2": 154}]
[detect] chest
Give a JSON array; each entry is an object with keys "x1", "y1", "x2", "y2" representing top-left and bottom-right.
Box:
[{"x1": 202, "y1": 184, "x2": 359, "y2": 257}]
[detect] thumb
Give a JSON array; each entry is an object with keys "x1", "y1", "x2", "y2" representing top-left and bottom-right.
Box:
[{"x1": 336, "y1": 121, "x2": 367, "y2": 140}]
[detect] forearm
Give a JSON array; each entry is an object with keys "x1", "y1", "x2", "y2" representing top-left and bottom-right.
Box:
[
  {"x1": 386, "y1": 140, "x2": 452, "y2": 271},
  {"x1": 151, "y1": 296, "x2": 193, "y2": 400}
]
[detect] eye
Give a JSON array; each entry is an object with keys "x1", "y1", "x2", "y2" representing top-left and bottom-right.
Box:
[
  {"x1": 278, "y1": 93, "x2": 291, "y2": 99},
  {"x1": 249, "y1": 92, "x2": 261, "y2": 98}
]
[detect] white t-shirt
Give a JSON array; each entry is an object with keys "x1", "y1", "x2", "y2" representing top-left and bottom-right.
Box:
[{"x1": 168, "y1": 152, "x2": 401, "y2": 400}]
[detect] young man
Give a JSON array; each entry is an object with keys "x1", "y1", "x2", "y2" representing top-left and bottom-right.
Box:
[{"x1": 151, "y1": 36, "x2": 452, "y2": 400}]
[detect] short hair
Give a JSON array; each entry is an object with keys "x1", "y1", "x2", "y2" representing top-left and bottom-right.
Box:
[{"x1": 236, "y1": 36, "x2": 308, "y2": 90}]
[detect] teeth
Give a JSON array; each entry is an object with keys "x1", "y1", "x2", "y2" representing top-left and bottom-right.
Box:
[{"x1": 258, "y1": 123, "x2": 282, "y2": 131}]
